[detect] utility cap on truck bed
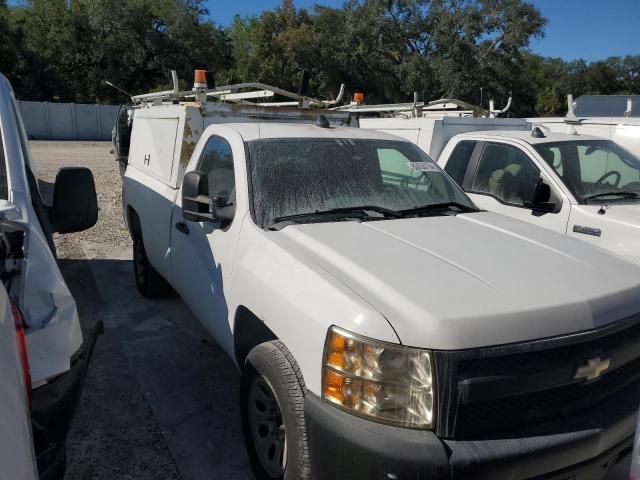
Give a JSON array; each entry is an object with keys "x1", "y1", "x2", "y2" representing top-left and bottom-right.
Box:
[{"x1": 111, "y1": 70, "x2": 351, "y2": 177}]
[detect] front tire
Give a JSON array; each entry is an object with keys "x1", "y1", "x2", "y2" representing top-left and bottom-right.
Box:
[
  {"x1": 132, "y1": 233, "x2": 171, "y2": 298},
  {"x1": 241, "y1": 341, "x2": 310, "y2": 480},
  {"x1": 118, "y1": 159, "x2": 127, "y2": 178}
]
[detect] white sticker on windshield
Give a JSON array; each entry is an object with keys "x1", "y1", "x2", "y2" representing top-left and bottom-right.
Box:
[{"x1": 407, "y1": 161, "x2": 439, "y2": 172}]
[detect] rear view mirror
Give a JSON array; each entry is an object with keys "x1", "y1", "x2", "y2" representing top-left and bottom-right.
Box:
[
  {"x1": 182, "y1": 172, "x2": 235, "y2": 224},
  {"x1": 182, "y1": 171, "x2": 213, "y2": 222},
  {"x1": 51, "y1": 167, "x2": 98, "y2": 233}
]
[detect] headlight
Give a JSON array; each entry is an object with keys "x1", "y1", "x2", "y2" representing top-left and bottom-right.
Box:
[{"x1": 321, "y1": 326, "x2": 434, "y2": 429}]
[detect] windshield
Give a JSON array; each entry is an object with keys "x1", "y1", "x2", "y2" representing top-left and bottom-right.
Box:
[
  {"x1": 247, "y1": 138, "x2": 476, "y2": 228},
  {"x1": 534, "y1": 140, "x2": 640, "y2": 204}
]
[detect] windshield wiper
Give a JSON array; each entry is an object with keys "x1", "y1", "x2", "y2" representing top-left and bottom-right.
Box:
[
  {"x1": 583, "y1": 191, "x2": 640, "y2": 202},
  {"x1": 269, "y1": 205, "x2": 402, "y2": 230},
  {"x1": 398, "y1": 201, "x2": 480, "y2": 216}
]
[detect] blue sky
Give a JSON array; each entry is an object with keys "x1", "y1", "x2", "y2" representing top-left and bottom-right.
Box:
[{"x1": 205, "y1": 0, "x2": 640, "y2": 61}]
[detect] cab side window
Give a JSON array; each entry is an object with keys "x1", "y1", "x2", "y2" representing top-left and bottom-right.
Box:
[
  {"x1": 471, "y1": 143, "x2": 540, "y2": 207},
  {"x1": 198, "y1": 136, "x2": 235, "y2": 204},
  {"x1": 444, "y1": 141, "x2": 476, "y2": 186},
  {"x1": 538, "y1": 146, "x2": 563, "y2": 177}
]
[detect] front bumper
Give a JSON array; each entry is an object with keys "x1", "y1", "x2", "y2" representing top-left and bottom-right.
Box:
[
  {"x1": 305, "y1": 390, "x2": 635, "y2": 480},
  {"x1": 31, "y1": 319, "x2": 103, "y2": 480}
]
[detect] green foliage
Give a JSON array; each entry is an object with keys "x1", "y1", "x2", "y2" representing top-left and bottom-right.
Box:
[
  {"x1": 224, "y1": 0, "x2": 547, "y2": 110},
  {"x1": 4, "y1": 0, "x2": 231, "y2": 103},
  {"x1": 0, "y1": 0, "x2": 19, "y2": 79},
  {"x1": 521, "y1": 54, "x2": 640, "y2": 115},
  {"x1": 0, "y1": 0, "x2": 638, "y2": 116}
]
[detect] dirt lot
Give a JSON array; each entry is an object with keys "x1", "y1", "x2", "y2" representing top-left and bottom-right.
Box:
[{"x1": 31, "y1": 141, "x2": 631, "y2": 480}]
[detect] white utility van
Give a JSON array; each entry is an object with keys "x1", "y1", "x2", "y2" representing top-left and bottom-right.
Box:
[
  {"x1": 1, "y1": 73, "x2": 102, "y2": 479},
  {"x1": 120, "y1": 73, "x2": 640, "y2": 480},
  {"x1": 358, "y1": 115, "x2": 527, "y2": 160},
  {"x1": 530, "y1": 95, "x2": 640, "y2": 159}
]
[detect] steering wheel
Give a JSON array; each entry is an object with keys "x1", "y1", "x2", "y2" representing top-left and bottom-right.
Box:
[{"x1": 596, "y1": 170, "x2": 621, "y2": 187}]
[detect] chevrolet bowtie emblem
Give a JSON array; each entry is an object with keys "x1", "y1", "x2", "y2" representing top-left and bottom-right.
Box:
[{"x1": 574, "y1": 356, "x2": 611, "y2": 381}]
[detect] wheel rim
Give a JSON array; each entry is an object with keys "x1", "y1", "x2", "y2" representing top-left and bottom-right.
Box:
[
  {"x1": 248, "y1": 375, "x2": 287, "y2": 478},
  {"x1": 134, "y1": 239, "x2": 146, "y2": 284}
]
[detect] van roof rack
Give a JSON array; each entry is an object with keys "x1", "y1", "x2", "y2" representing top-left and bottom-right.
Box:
[
  {"x1": 130, "y1": 70, "x2": 345, "y2": 109},
  {"x1": 336, "y1": 92, "x2": 512, "y2": 118}
]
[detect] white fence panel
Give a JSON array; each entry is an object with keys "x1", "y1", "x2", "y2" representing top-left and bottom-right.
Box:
[{"x1": 18, "y1": 101, "x2": 119, "y2": 141}]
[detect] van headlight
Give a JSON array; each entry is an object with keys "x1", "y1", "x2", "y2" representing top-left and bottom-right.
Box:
[{"x1": 321, "y1": 326, "x2": 435, "y2": 429}]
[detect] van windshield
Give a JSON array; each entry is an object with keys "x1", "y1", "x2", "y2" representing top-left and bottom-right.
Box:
[
  {"x1": 535, "y1": 140, "x2": 640, "y2": 204},
  {"x1": 247, "y1": 138, "x2": 476, "y2": 228}
]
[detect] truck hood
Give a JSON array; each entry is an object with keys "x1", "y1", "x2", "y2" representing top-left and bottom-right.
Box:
[
  {"x1": 582, "y1": 202, "x2": 640, "y2": 226},
  {"x1": 571, "y1": 203, "x2": 640, "y2": 266},
  {"x1": 271, "y1": 212, "x2": 640, "y2": 350}
]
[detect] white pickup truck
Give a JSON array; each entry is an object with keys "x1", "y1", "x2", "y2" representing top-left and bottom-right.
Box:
[
  {"x1": 121, "y1": 80, "x2": 640, "y2": 480},
  {"x1": 436, "y1": 128, "x2": 640, "y2": 266}
]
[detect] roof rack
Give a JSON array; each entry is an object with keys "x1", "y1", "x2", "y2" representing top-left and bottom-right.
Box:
[
  {"x1": 564, "y1": 93, "x2": 638, "y2": 122},
  {"x1": 335, "y1": 92, "x2": 512, "y2": 118},
  {"x1": 131, "y1": 70, "x2": 345, "y2": 109}
]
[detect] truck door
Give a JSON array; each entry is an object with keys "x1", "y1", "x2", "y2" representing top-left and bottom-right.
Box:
[
  {"x1": 169, "y1": 135, "x2": 241, "y2": 355},
  {"x1": 464, "y1": 142, "x2": 571, "y2": 233}
]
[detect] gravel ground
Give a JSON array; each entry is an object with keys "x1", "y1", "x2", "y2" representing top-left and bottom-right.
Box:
[{"x1": 30, "y1": 141, "x2": 130, "y2": 258}]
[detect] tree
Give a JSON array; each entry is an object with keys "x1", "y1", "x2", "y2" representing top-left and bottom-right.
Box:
[
  {"x1": 3, "y1": 0, "x2": 638, "y2": 116},
  {"x1": 0, "y1": 0, "x2": 17, "y2": 78},
  {"x1": 224, "y1": 0, "x2": 546, "y2": 110},
  {"x1": 7, "y1": 0, "x2": 232, "y2": 103}
]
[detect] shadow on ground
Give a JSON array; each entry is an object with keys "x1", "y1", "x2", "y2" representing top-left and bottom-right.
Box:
[{"x1": 58, "y1": 256, "x2": 253, "y2": 480}]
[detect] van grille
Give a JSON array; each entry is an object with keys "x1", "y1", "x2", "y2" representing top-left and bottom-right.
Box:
[{"x1": 433, "y1": 316, "x2": 640, "y2": 440}]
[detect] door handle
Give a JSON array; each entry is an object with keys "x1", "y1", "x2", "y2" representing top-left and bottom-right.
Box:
[{"x1": 175, "y1": 222, "x2": 189, "y2": 235}]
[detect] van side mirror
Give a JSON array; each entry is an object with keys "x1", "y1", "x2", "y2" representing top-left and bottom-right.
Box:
[
  {"x1": 523, "y1": 180, "x2": 556, "y2": 212},
  {"x1": 51, "y1": 167, "x2": 98, "y2": 233},
  {"x1": 182, "y1": 172, "x2": 235, "y2": 224}
]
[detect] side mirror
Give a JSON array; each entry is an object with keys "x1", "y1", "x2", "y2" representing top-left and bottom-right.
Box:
[
  {"x1": 211, "y1": 195, "x2": 235, "y2": 223},
  {"x1": 51, "y1": 167, "x2": 98, "y2": 233},
  {"x1": 523, "y1": 180, "x2": 556, "y2": 212},
  {"x1": 181, "y1": 172, "x2": 235, "y2": 224},
  {"x1": 182, "y1": 171, "x2": 213, "y2": 222}
]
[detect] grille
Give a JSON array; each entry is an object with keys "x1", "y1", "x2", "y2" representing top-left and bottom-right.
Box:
[{"x1": 434, "y1": 316, "x2": 640, "y2": 440}]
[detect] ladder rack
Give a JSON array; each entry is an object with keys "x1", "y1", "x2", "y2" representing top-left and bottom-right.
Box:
[
  {"x1": 335, "y1": 95, "x2": 512, "y2": 118},
  {"x1": 131, "y1": 71, "x2": 345, "y2": 109}
]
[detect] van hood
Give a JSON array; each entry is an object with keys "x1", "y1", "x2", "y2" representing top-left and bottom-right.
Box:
[{"x1": 271, "y1": 212, "x2": 640, "y2": 350}]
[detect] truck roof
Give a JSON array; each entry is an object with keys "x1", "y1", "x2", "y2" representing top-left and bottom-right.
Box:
[
  {"x1": 458, "y1": 129, "x2": 604, "y2": 145},
  {"x1": 223, "y1": 122, "x2": 406, "y2": 142}
]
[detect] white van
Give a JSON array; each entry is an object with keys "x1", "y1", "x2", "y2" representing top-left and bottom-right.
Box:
[
  {"x1": 0, "y1": 278, "x2": 38, "y2": 480},
  {"x1": 121, "y1": 75, "x2": 640, "y2": 480},
  {"x1": 1, "y1": 73, "x2": 102, "y2": 479}
]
